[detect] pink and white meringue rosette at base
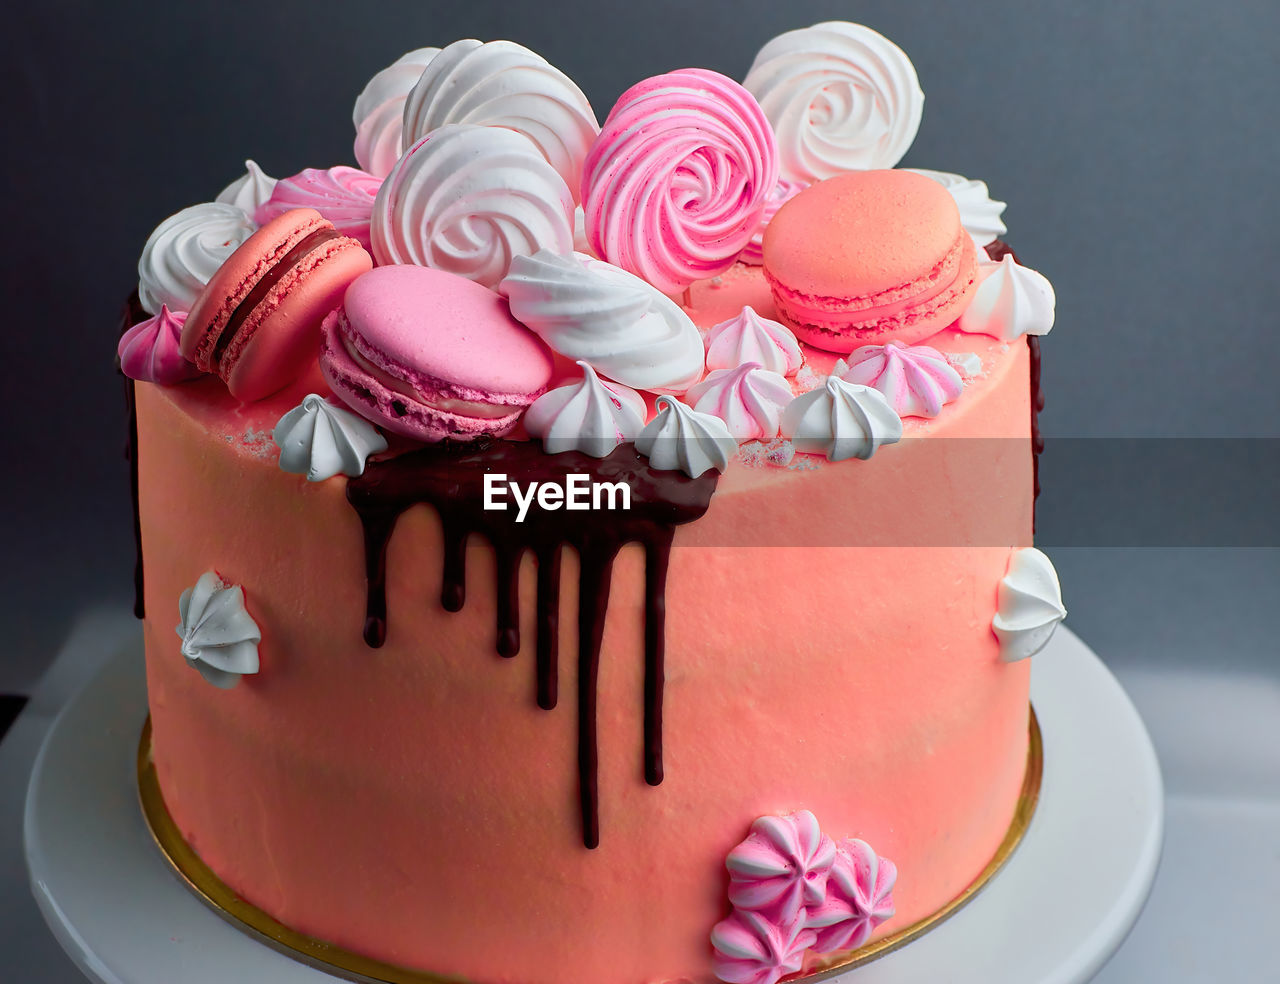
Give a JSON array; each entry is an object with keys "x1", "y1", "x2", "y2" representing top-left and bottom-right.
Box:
[
  {"x1": 369, "y1": 123, "x2": 575, "y2": 290},
  {"x1": 686, "y1": 364, "x2": 794, "y2": 441},
  {"x1": 704, "y1": 305, "x2": 804, "y2": 377},
  {"x1": 836, "y1": 340, "x2": 965, "y2": 419},
  {"x1": 581, "y1": 68, "x2": 779, "y2": 295}
]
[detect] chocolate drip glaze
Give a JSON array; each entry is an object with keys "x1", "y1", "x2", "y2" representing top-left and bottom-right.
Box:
[
  {"x1": 983, "y1": 241, "x2": 1044, "y2": 531},
  {"x1": 346, "y1": 441, "x2": 718, "y2": 848},
  {"x1": 120, "y1": 293, "x2": 148, "y2": 618}
]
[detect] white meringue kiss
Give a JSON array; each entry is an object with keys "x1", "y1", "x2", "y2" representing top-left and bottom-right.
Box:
[
  {"x1": 958, "y1": 254, "x2": 1056, "y2": 341},
  {"x1": 500, "y1": 249, "x2": 704, "y2": 394},
  {"x1": 176, "y1": 571, "x2": 261, "y2": 689},
  {"x1": 215, "y1": 159, "x2": 277, "y2": 218},
  {"x1": 524, "y1": 362, "x2": 647, "y2": 457},
  {"x1": 635, "y1": 396, "x2": 738, "y2": 478},
  {"x1": 780, "y1": 376, "x2": 902, "y2": 461},
  {"x1": 273, "y1": 394, "x2": 388, "y2": 482},
  {"x1": 839, "y1": 340, "x2": 964, "y2": 419},
  {"x1": 705, "y1": 305, "x2": 803, "y2": 376},
  {"x1": 686, "y1": 363, "x2": 794, "y2": 440},
  {"x1": 992, "y1": 547, "x2": 1066, "y2": 662}
]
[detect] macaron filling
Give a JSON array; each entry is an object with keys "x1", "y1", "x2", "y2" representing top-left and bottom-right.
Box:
[
  {"x1": 337, "y1": 324, "x2": 517, "y2": 420},
  {"x1": 211, "y1": 226, "x2": 342, "y2": 371}
]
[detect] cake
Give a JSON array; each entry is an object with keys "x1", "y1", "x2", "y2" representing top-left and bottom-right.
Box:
[{"x1": 120, "y1": 21, "x2": 1065, "y2": 984}]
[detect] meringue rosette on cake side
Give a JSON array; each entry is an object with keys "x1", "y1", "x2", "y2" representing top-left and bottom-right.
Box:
[{"x1": 120, "y1": 20, "x2": 1063, "y2": 984}]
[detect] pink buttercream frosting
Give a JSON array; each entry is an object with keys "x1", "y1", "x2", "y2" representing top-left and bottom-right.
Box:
[
  {"x1": 838, "y1": 339, "x2": 965, "y2": 419},
  {"x1": 710, "y1": 909, "x2": 815, "y2": 984},
  {"x1": 705, "y1": 305, "x2": 803, "y2": 376},
  {"x1": 739, "y1": 178, "x2": 807, "y2": 266},
  {"x1": 256, "y1": 167, "x2": 383, "y2": 253},
  {"x1": 725, "y1": 811, "x2": 836, "y2": 923},
  {"x1": 117, "y1": 305, "x2": 201, "y2": 385},
  {"x1": 581, "y1": 68, "x2": 778, "y2": 295},
  {"x1": 806, "y1": 839, "x2": 898, "y2": 955},
  {"x1": 686, "y1": 363, "x2": 794, "y2": 441}
]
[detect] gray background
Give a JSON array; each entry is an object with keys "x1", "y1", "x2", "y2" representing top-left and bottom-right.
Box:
[{"x1": 1, "y1": 2, "x2": 1277, "y2": 675}]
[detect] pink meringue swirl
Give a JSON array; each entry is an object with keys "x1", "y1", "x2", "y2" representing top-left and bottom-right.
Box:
[
  {"x1": 738, "y1": 178, "x2": 807, "y2": 266},
  {"x1": 806, "y1": 839, "x2": 897, "y2": 955},
  {"x1": 256, "y1": 166, "x2": 383, "y2": 253},
  {"x1": 711, "y1": 908, "x2": 815, "y2": 984},
  {"x1": 581, "y1": 68, "x2": 779, "y2": 295},
  {"x1": 117, "y1": 305, "x2": 201, "y2": 385},
  {"x1": 726, "y1": 810, "x2": 837, "y2": 924}
]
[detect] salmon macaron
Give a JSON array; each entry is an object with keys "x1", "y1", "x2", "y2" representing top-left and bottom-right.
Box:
[
  {"x1": 762, "y1": 170, "x2": 978, "y2": 353},
  {"x1": 182, "y1": 208, "x2": 372, "y2": 401},
  {"x1": 320, "y1": 265, "x2": 554, "y2": 443}
]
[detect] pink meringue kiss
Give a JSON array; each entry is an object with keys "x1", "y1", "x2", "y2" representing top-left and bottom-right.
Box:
[
  {"x1": 725, "y1": 811, "x2": 837, "y2": 924},
  {"x1": 806, "y1": 839, "x2": 897, "y2": 955},
  {"x1": 705, "y1": 306, "x2": 803, "y2": 376},
  {"x1": 710, "y1": 908, "x2": 814, "y2": 984},
  {"x1": 739, "y1": 178, "x2": 808, "y2": 266},
  {"x1": 117, "y1": 305, "x2": 202, "y2": 385},
  {"x1": 686, "y1": 363, "x2": 794, "y2": 441},
  {"x1": 581, "y1": 68, "x2": 779, "y2": 295},
  {"x1": 256, "y1": 166, "x2": 383, "y2": 253},
  {"x1": 839, "y1": 339, "x2": 964, "y2": 418}
]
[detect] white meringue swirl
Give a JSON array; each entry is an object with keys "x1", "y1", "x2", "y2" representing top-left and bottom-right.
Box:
[
  {"x1": 402, "y1": 39, "x2": 599, "y2": 204},
  {"x1": 839, "y1": 340, "x2": 964, "y2": 419},
  {"x1": 744, "y1": 21, "x2": 924, "y2": 180},
  {"x1": 353, "y1": 47, "x2": 441, "y2": 178},
  {"x1": 370, "y1": 124, "x2": 574, "y2": 289},
  {"x1": 686, "y1": 364, "x2": 794, "y2": 440},
  {"x1": 523, "y1": 362, "x2": 647, "y2": 457},
  {"x1": 273, "y1": 394, "x2": 388, "y2": 482},
  {"x1": 906, "y1": 168, "x2": 1007, "y2": 248},
  {"x1": 635, "y1": 396, "x2": 738, "y2": 478},
  {"x1": 176, "y1": 571, "x2": 261, "y2": 689},
  {"x1": 137, "y1": 202, "x2": 256, "y2": 315},
  {"x1": 958, "y1": 254, "x2": 1056, "y2": 341},
  {"x1": 780, "y1": 376, "x2": 903, "y2": 462},
  {"x1": 992, "y1": 547, "x2": 1066, "y2": 662},
  {"x1": 500, "y1": 249, "x2": 704, "y2": 393},
  {"x1": 705, "y1": 305, "x2": 803, "y2": 376},
  {"x1": 215, "y1": 159, "x2": 277, "y2": 217}
]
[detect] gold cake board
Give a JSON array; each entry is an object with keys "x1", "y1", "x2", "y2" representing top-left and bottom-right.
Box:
[{"x1": 137, "y1": 708, "x2": 1043, "y2": 984}]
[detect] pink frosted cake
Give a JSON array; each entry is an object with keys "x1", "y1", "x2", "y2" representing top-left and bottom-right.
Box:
[{"x1": 121, "y1": 21, "x2": 1065, "y2": 984}]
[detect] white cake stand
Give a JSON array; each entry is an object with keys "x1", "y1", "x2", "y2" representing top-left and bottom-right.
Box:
[{"x1": 24, "y1": 627, "x2": 1162, "y2": 984}]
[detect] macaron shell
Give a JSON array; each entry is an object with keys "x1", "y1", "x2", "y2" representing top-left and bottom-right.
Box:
[
  {"x1": 762, "y1": 170, "x2": 979, "y2": 350},
  {"x1": 339, "y1": 265, "x2": 554, "y2": 397},
  {"x1": 320, "y1": 309, "x2": 529, "y2": 443},
  {"x1": 224, "y1": 236, "x2": 372, "y2": 402},
  {"x1": 182, "y1": 208, "x2": 329, "y2": 369}
]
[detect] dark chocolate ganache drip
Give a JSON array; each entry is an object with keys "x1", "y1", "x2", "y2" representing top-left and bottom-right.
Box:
[
  {"x1": 984, "y1": 241, "x2": 1044, "y2": 531},
  {"x1": 120, "y1": 293, "x2": 148, "y2": 618},
  {"x1": 346, "y1": 441, "x2": 718, "y2": 848}
]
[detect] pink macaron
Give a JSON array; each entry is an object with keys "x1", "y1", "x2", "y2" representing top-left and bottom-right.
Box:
[
  {"x1": 762, "y1": 170, "x2": 978, "y2": 353},
  {"x1": 182, "y1": 208, "x2": 372, "y2": 401},
  {"x1": 320, "y1": 265, "x2": 555, "y2": 442}
]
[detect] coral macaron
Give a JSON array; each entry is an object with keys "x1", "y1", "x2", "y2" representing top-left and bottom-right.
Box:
[
  {"x1": 182, "y1": 208, "x2": 372, "y2": 401},
  {"x1": 762, "y1": 170, "x2": 978, "y2": 352},
  {"x1": 320, "y1": 265, "x2": 554, "y2": 443}
]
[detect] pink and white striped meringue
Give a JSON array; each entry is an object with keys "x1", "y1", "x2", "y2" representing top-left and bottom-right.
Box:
[
  {"x1": 725, "y1": 811, "x2": 837, "y2": 923},
  {"x1": 806, "y1": 839, "x2": 898, "y2": 955},
  {"x1": 117, "y1": 305, "x2": 201, "y2": 385},
  {"x1": 838, "y1": 339, "x2": 964, "y2": 418},
  {"x1": 686, "y1": 364, "x2": 794, "y2": 441},
  {"x1": 523, "y1": 362, "x2": 648, "y2": 458},
  {"x1": 711, "y1": 908, "x2": 814, "y2": 984},
  {"x1": 705, "y1": 305, "x2": 804, "y2": 376},
  {"x1": 352, "y1": 48, "x2": 441, "y2": 179},
  {"x1": 581, "y1": 68, "x2": 779, "y2": 295},
  {"x1": 401, "y1": 39, "x2": 600, "y2": 205},
  {"x1": 738, "y1": 178, "x2": 807, "y2": 266},
  {"x1": 256, "y1": 166, "x2": 382, "y2": 253}
]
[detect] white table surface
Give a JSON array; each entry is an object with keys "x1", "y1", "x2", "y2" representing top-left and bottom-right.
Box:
[{"x1": 3, "y1": 606, "x2": 1278, "y2": 982}]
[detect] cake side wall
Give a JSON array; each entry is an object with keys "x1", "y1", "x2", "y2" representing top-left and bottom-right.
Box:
[{"x1": 137, "y1": 336, "x2": 1031, "y2": 984}]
